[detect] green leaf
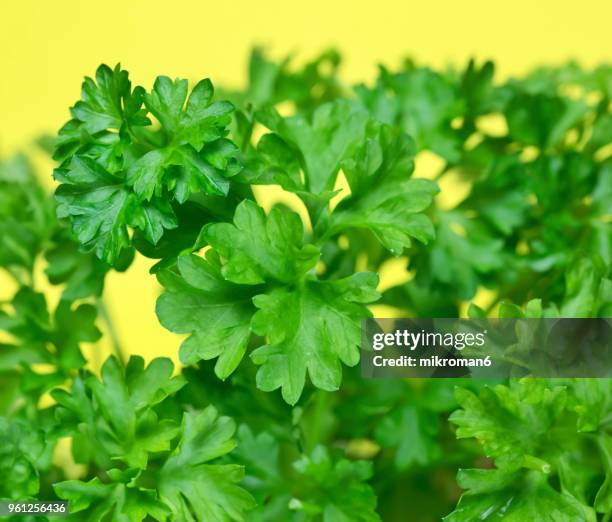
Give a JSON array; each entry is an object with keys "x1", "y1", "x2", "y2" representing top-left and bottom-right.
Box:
[
  {"x1": 55, "y1": 155, "x2": 177, "y2": 264},
  {"x1": 54, "y1": 156, "x2": 134, "y2": 264},
  {"x1": 44, "y1": 228, "x2": 113, "y2": 299},
  {"x1": 145, "y1": 76, "x2": 234, "y2": 148},
  {"x1": 54, "y1": 65, "x2": 240, "y2": 265},
  {"x1": 0, "y1": 287, "x2": 100, "y2": 377},
  {"x1": 70, "y1": 63, "x2": 148, "y2": 135},
  {"x1": 290, "y1": 446, "x2": 381, "y2": 522},
  {"x1": 239, "y1": 133, "x2": 302, "y2": 190},
  {"x1": 505, "y1": 92, "x2": 588, "y2": 149},
  {"x1": 169, "y1": 143, "x2": 234, "y2": 202},
  {"x1": 458, "y1": 59, "x2": 508, "y2": 123},
  {"x1": 54, "y1": 476, "x2": 169, "y2": 522},
  {"x1": 445, "y1": 468, "x2": 596, "y2": 521},
  {"x1": 374, "y1": 405, "x2": 441, "y2": 469},
  {"x1": 0, "y1": 417, "x2": 50, "y2": 499},
  {"x1": 561, "y1": 256, "x2": 611, "y2": 317},
  {"x1": 126, "y1": 76, "x2": 237, "y2": 203},
  {"x1": 413, "y1": 210, "x2": 504, "y2": 300},
  {"x1": 458, "y1": 154, "x2": 530, "y2": 236},
  {"x1": 328, "y1": 123, "x2": 438, "y2": 254},
  {"x1": 125, "y1": 149, "x2": 172, "y2": 201},
  {"x1": 233, "y1": 425, "x2": 283, "y2": 493},
  {"x1": 231, "y1": 426, "x2": 292, "y2": 521},
  {"x1": 158, "y1": 200, "x2": 380, "y2": 404},
  {"x1": 158, "y1": 406, "x2": 256, "y2": 521},
  {"x1": 0, "y1": 154, "x2": 55, "y2": 276},
  {"x1": 52, "y1": 356, "x2": 185, "y2": 468},
  {"x1": 250, "y1": 272, "x2": 379, "y2": 405},
  {"x1": 55, "y1": 403, "x2": 254, "y2": 521},
  {"x1": 567, "y1": 379, "x2": 612, "y2": 434},
  {"x1": 450, "y1": 380, "x2": 569, "y2": 468},
  {"x1": 229, "y1": 47, "x2": 343, "y2": 115},
  {"x1": 258, "y1": 99, "x2": 368, "y2": 194},
  {"x1": 201, "y1": 200, "x2": 320, "y2": 284},
  {"x1": 156, "y1": 252, "x2": 256, "y2": 380},
  {"x1": 357, "y1": 67, "x2": 462, "y2": 161},
  {"x1": 42, "y1": 56, "x2": 612, "y2": 522},
  {"x1": 126, "y1": 130, "x2": 237, "y2": 204},
  {"x1": 595, "y1": 435, "x2": 612, "y2": 513},
  {"x1": 144, "y1": 76, "x2": 189, "y2": 136},
  {"x1": 447, "y1": 379, "x2": 607, "y2": 520}
]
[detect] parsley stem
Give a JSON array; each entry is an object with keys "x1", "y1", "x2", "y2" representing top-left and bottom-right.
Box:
[
  {"x1": 484, "y1": 294, "x2": 502, "y2": 315},
  {"x1": 434, "y1": 163, "x2": 451, "y2": 181},
  {"x1": 300, "y1": 390, "x2": 331, "y2": 453},
  {"x1": 5, "y1": 266, "x2": 29, "y2": 288},
  {"x1": 96, "y1": 298, "x2": 126, "y2": 367}
]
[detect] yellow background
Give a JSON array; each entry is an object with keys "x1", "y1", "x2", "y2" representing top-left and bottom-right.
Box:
[{"x1": 1, "y1": 0, "x2": 610, "y2": 364}]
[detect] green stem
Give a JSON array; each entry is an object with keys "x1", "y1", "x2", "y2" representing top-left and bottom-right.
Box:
[
  {"x1": 600, "y1": 412, "x2": 612, "y2": 428},
  {"x1": 96, "y1": 298, "x2": 126, "y2": 366},
  {"x1": 485, "y1": 294, "x2": 502, "y2": 315},
  {"x1": 433, "y1": 163, "x2": 451, "y2": 181},
  {"x1": 5, "y1": 266, "x2": 29, "y2": 288},
  {"x1": 301, "y1": 390, "x2": 331, "y2": 453}
]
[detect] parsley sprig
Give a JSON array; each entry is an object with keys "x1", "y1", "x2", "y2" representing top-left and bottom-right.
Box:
[{"x1": 0, "y1": 50, "x2": 610, "y2": 521}]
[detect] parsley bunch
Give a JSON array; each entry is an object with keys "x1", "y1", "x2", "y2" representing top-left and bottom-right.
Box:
[{"x1": 0, "y1": 49, "x2": 610, "y2": 521}]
